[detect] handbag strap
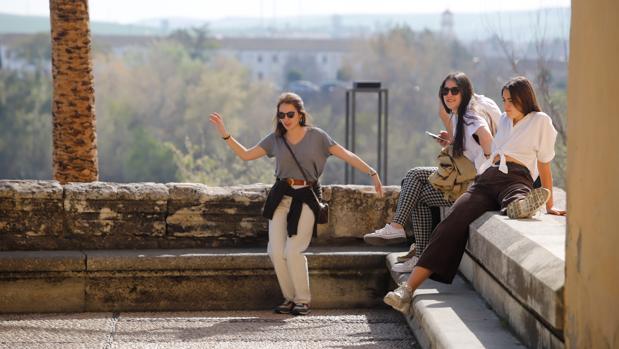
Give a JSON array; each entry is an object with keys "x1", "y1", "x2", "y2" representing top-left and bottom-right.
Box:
[
  {"x1": 281, "y1": 136, "x2": 322, "y2": 202},
  {"x1": 282, "y1": 137, "x2": 310, "y2": 182}
]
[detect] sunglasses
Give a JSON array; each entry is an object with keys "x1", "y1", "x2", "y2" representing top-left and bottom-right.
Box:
[
  {"x1": 277, "y1": 111, "x2": 296, "y2": 119},
  {"x1": 441, "y1": 87, "x2": 460, "y2": 96}
]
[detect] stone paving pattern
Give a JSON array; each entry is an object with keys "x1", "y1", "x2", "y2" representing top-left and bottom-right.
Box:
[{"x1": 0, "y1": 309, "x2": 417, "y2": 348}]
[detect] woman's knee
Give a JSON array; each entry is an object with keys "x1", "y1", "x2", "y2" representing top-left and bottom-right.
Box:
[
  {"x1": 284, "y1": 247, "x2": 304, "y2": 260},
  {"x1": 402, "y1": 167, "x2": 422, "y2": 186},
  {"x1": 268, "y1": 246, "x2": 286, "y2": 261}
]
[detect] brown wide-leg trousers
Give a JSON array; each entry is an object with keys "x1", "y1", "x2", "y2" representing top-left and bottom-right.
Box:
[{"x1": 416, "y1": 163, "x2": 534, "y2": 284}]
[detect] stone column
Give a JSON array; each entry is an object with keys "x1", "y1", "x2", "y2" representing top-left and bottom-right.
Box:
[{"x1": 565, "y1": 0, "x2": 619, "y2": 347}]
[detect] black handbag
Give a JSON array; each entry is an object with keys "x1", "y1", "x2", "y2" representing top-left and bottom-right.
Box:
[{"x1": 282, "y1": 138, "x2": 329, "y2": 224}]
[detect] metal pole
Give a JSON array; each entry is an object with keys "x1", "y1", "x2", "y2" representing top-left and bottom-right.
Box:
[
  {"x1": 377, "y1": 91, "x2": 383, "y2": 177},
  {"x1": 345, "y1": 91, "x2": 350, "y2": 184},
  {"x1": 351, "y1": 90, "x2": 356, "y2": 184},
  {"x1": 384, "y1": 89, "x2": 389, "y2": 185}
]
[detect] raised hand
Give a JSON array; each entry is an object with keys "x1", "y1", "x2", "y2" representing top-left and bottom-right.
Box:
[
  {"x1": 209, "y1": 112, "x2": 228, "y2": 137},
  {"x1": 372, "y1": 174, "x2": 384, "y2": 198}
]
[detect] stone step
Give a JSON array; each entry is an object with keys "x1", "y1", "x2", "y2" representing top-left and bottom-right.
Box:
[
  {"x1": 387, "y1": 253, "x2": 525, "y2": 349},
  {"x1": 0, "y1": 245, "x2": 403, "y2": 313},
  {"x1": 460, "y1": 211, "x2": 566, "y2": 348}
]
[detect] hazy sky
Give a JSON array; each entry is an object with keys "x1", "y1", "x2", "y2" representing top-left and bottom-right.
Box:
[{"x1": 0, "y1": 0, "x2": 570, "y2": 23}]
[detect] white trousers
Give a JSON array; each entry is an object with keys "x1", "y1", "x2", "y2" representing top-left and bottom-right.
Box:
[{"x1": 267, "y1": 195, "x2": 315, "y2": 304}]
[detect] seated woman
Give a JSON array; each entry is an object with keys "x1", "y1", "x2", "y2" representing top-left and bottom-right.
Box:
[
  {"x1": 364, "y1": 72, "x2": 498, "y2": 273},
  {"x1": 383, "y1": 76, "x2": 567, "y2": 313}
]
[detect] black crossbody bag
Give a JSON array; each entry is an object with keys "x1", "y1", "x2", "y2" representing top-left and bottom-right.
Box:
[{"x1": 282, "y1": 139, "x2": 329, "y2": 224}]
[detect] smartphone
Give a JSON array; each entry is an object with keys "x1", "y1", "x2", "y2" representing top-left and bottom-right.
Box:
[{"x1": 425, "y1": 131, "x2": 449, "y2": 142}]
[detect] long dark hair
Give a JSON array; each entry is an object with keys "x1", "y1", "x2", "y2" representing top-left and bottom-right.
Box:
[
  {"x1": 439, "y1": 72, "x2": 474, "y2": 157},
  {"x1": 274, "y1": 92, "x2": 312, "y2": 137},
  {"x1": 501, "y1": 76, "x2": 541, "y2": 115}
]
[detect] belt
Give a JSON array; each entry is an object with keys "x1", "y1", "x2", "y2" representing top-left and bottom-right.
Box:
[{"x1": 281, "y1": 178, "x2": 315, "y2": 186}]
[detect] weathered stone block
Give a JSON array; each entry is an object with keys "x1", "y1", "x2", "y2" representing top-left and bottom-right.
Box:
[
  {"x1": 63, "y1": 182, "x2": 169, "y2": 249},
  {"x1": 64, "y1": 182, "x2": 168, "y2": 201},
  {"x1": 0, "y1": 250, "x2": 85, "y2": 272},
  {"x1": 318, "y1": 185, "x2": 400, "y2": 239},
  {"x1": 166, "y1": 183, "x2": 269, "y2": 247},
  {"x1": 83, "y1": 247, "x2": 392, "y2": 311},
  {"x1": 0, "y1": 250, "x2": 85, "y2": 312},
  {"x1": 0, "y1": 181, "x2": 65, "y2": 250},
  {"x1": 0, "y1": 275, "x2": 85, "y2": 313},
  {"x1": 467, "y1": 213, "x2": 565, "y2": 333},
  {"x1": 0, "y1": 180, "x2": 63, "y2": 200}
]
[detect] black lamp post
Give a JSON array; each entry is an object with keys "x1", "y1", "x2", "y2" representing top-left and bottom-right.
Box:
[{"x1": 345, "y1": 81, "x2": 389, "y2": 184}]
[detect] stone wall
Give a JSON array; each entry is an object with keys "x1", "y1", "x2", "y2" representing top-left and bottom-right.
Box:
[{"x1": 0, "y1": 180, "x2": 399, "y2": 250}]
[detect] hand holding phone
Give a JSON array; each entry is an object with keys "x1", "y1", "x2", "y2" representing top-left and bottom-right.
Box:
[{"x1": 425, "y1": 131, "x2": 449, "y2": 143}]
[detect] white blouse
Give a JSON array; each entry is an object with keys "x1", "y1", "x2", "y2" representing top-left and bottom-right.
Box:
[
  {"x1": 471, "y1": 94, "x2": 502, "y2": 135},
  {"x1": 479, "y1": 111, "x2": 557, "y2": 180},
  {"x1": 450, "y1": 111, "x2": 491, "y2": 171}
]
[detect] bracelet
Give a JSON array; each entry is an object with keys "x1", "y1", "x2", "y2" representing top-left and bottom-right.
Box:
[
  {"x1": 222, "y1": 134, "x2": 231, "y2": 140},
  {"x1": 368, "y1": 169, "x2": 377, "y2": 176}
]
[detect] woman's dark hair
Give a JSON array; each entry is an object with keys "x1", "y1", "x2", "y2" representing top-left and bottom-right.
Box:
[
  {"x1": 439, "y1": 72, "x2": 474, "y2": 157},
  {"x1": 274, "y1": 92, "x2": 312, "y2": 136},
  {"x1": 501, "y1": 76, "x2": 541, "y2": 116}
]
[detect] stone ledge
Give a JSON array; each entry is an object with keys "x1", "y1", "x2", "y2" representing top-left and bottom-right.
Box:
[
  {"x1": 459, "y1": 253, "x2": 564, "y2": 349},
  {"x1": 0, "y1": 180, "x2": 401, "y2": 250},
  {"x1": 466, "y1": 212, "x2": 565, "y2": 333},
  {"x1": 0, "y1": 251, "x2": 86, "y2": 272},
  {"x1": 386, "y1": 253, "x2": 525, "y2": 349},
  {"x1": 0, "y1": 246, "x2": 401, "y2": 313}
]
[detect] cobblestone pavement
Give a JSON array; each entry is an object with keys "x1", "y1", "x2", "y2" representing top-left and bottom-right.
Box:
[{"x1": 0, "y1": 308, "x2": 417, "y2": 348}]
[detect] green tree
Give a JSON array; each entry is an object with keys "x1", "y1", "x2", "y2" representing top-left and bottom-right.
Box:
[
  {"x1": 0, "y1": 70, "x2": 52, "y2": 179},
  {"x1": 93, "y1": 38, "x2": 278, "y2": 184}
]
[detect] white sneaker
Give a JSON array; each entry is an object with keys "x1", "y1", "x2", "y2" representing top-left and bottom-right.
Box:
[
  {"x1": 384, "y1": 284, "x2": 412, "y2": 314},
  {"x1": 364, "y1": 224, "x2": 406, "y2": 246},
  {"x1": 392, "y1": 256, "x2": 419, "y2": 273}
]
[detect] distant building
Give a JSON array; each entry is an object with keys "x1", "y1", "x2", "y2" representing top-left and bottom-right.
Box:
[
  {"x1": 216, "y1": 38, "x2": 355, "y2": 86},
  {"x1": 441, "y1": 9, "x2": 455, "y2": 39}
]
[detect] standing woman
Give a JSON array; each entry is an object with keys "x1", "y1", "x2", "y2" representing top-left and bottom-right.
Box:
[
  {"x1": 364, "y1": 72, "x2": 496, "y2": 273},
  {"x1": 209, "y1": 92, "x2": 383, "y2": 316},
  {"x1": 384, "y1": 76, "x2": 566, "y2": 313}
]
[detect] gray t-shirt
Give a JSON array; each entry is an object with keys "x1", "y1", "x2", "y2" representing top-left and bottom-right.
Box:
[{"x1": 258, "y1": 127, "x2": 338, "y2": 181}]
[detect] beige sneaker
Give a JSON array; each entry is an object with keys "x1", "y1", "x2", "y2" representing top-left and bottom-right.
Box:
[
  {"x1": 384, "y1": 284, "x2": 412, "y2": 314},
  {"x1": 397, "y1": 243, "x2": 417, "y2": 263},
  {"x1": 507, "y1": 188, "x2": 551, "y2": 219},
  {"x1": 392, "y1": 256, "x2": 419, "y2": 273}
]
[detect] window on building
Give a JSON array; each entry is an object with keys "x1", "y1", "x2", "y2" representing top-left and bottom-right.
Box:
[
  {"x1": 272, "y1": 54, "x2": 278, "y2": 63},
  {"x1": 257, "y1": 54, "x2": 263, "y2": 63},
  {"x1": 322, "y1": 55, "x2": 328, "y2": 64},
  {"x1": 258, "y1": 72, "x2": 263, "y2": 80}
]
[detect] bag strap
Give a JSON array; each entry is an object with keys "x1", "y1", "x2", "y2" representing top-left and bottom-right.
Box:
[
  {"x1": 281, "y1": 136, "x2": 322, "y2": 202},
  {"x1": 282, "y1": 137, "x2": 310, "y2": 182}
]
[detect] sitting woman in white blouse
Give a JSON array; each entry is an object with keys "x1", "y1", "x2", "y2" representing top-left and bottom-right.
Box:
[{"x1": 383, "y1": 76, "x2": 567, "y2": 314}]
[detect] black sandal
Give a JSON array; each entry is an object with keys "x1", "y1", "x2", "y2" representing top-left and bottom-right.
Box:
[
  {"x1": 273, "y1": 300, "x2": 295, "y2": 314},
  {"x1": 292, "y1": 303, "x2": 311, "y2": 316}
]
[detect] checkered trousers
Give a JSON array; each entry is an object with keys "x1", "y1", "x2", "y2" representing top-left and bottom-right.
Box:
[{"x1": 393, "y1": 167, "x2": 453, "y2": 256}]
